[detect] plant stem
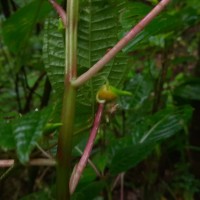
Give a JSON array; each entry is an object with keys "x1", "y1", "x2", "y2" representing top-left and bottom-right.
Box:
[
  {"x1": 49, "y1": 0, "x2": 67, "y2": 27},
  {"x1": 72, "y1": 0, "x2": 171, "y2": 88},
  {"x1": 75, "y1": 146, "x2": 101, "y2": 177},
  {"x1": 57, "y1": 86, "x2": 76, "y2": 199},
  {"x1": 0, "y1": 159, "x2": 56, "y2": 167},
  {"x1": 120, "y1": 173, "x2": 125, "y2": 200},
  {"x1": 70, "y1": 103, "x2": 104, "y2": 194},
  {"x1": 56, "y1": 0, "x2": 79, "y2": 199}
]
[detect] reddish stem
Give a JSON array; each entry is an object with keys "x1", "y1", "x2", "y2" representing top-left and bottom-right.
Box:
[
  {"x1": 49, "y1": 0, "x2": 67, "y2": 27},
  {"x1": 0, "y1": 159, "x2": 56, "y2": 167},
  {"x1": 72, "y1": 0, "x2": 171, "y2": 87},
  {"x1": 70, "y1": 103, "x2": 104, "y2": 194}
]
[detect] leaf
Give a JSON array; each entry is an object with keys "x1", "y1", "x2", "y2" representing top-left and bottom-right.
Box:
[
  {"x1": 110, "y1": 142, "x2": 154, "y2": 175},
  {"x1": 0, "y1": 122, "x2": 15, "y2": 151},
  {"x1": 72, "y1": 181, "x2": 105, "y2": 200},
  {"x1": 186, "y1": 0, "x2": 200, "y2": 14},
  {"x1": 109, "y1": 106, "x2": 192, "y2": 175},
  {"x1": 43, "y1": 0, "x2": 129, "y2": 105},
  {"x1": 13, "y1": 109, "x2": 51, "y2": 164},
  {"x1": 20, "y1": 186, "x2": 55, "y2": 200},
  {"x1": 119, "y1": 2, "x2": 194, "y2": 52},
  {"x1": 174, "y1": 78, "x2": 200, "y2": 101},
  {"x1": 120, "y1": 74, "x2": 154, "y2": 110},
  {"x1": 139, "y1": 106, "x2": 193, "y2": 143},
  {"x1": 2, "y1": 0, "x2": 58, "y2": 53},
  {"x1": 77, "y1": 0, "x2": 129, "y2": 106},
  {"x1": 43, "y1": 18, "x2": 65, "y2": 97}
]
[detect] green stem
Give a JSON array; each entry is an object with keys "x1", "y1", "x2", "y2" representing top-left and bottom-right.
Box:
[
  {"x1": 56, "y1": 0, "x2": 79, "y2": 199},
  {"x1": 57, "y1": 86, "x2": 76, "y2": 199}
]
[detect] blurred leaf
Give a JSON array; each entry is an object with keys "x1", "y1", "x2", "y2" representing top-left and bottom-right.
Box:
[
  {"x1": 109, "y1": 106, "x2": 192, "y2": 175},
  {"x1": 92, "y1": 152, "x2": 108, "y2": 173},
  {"x1": 2, "y1": 0, "x2": 55, "y2": 53},
  {"x1": 121, "y1": 74, "x2": 154, "y2": 110},
  {"x1": 110, "y1": 142, "x2": 154, "y2": 175},
  {"x1": 20, "y1": 186, "x2": 55, "y2": 200},
  {"x1": 119, "y1": 2, "x2": 199, "y2": 52},
  {"x1": 79, "y1": 165, "x2": 97, "y2": 183},
  {"x1": 13, "y1": 108, "x2": 51, "y2": 164},
  {"x1": 186, "y1": 0, "x2": 200, "y2": 14},
  {"x1": 72, "y1": 181, "x2": 105, "y2": 200},
  {"x1": 139, "y1": 106, "x2": 193, "y2": 143},
  {"x1": 174, "y1": 78, "x2": 200, "y2": 101},
  {"x1": 0, "y1": 121, "x2": 15, "y2": 151}
]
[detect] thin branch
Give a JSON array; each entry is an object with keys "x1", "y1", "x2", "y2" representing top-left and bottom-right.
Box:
[
  {"x1": 0, "y1": 165, "x2": 15, "y2": 181},
  {"x1": 49, "y1": 0, "x2": 67, "y2": 27},
  {"x1": 36, "y1": 143, "x2": 53, "y2": 159},
  {"x1": 0, "y1": 159, "x2": 56, "y2": 168},
  {"x1": 111, "y1": 174, "x2": 121, "y2": 191},
  {"x1": 23, "y1": 72, "x2": 45, "y2": 113},
  {"x1": 0, "y1": 160, "x2": 15, "y2": 168},
  {"x1": 70, "y1": 103, "x2": 104, "y2": 194},
  {"x1": 75, "y1": 146, "x2": 101, "y2": 177},
  {"x1": 72, "y1": 0, "x2": 171, "y2": 88},
  {"x1": 120, "y1": 173, "x2": 125, "y2": 200},
  {"x1": 29, "y1": 159, "x2": 56, "y2": 166}
]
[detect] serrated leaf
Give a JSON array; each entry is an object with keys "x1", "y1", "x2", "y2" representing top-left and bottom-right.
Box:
[
  {"x1": 43, "y1": 18, "x2": 65, "y2": 97},
  {"x1": 43, "y1": 1, "x2": 129, "y2": 106},
  {"x1": 109, "y1": 106, "x2": 192, "y2": 174},
  {"x1": 13, "y1": 109, "x2": 50, "y2": 164},
  {"x1": 77, "y1": 0, "x2": 129, "y2": 106}
]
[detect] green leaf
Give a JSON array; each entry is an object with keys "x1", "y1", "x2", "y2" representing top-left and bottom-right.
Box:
[
  {"x1": 20, "y1": 186, "x2": 55, "y2": 200},
  {"x1": 43, "y1": 0, "x2": 129, "y2": 106},
  {"x1": 72, "y1": 181, "x2": 105, "y2": 200},
  {"x1": 187, "y1": 0, "x2": 200, "y2": 14},
  {"x1": 2, "y1": 0, "x2": 54, "y2": 53},
  {"x1": 0, "y1": 122, "x2": 15, "y2": 151},
  {"x1": 109, "y1": 106, "x2": 192, "y2": 175},
  {"x1": 139, "y1": 106, "x2": 193, "y2": 143},
  {"x1": 121, "y1": 74, "x2": 154, "y2": 110},
  {"x1": 13, "y1": 109, "x2": 50, "y2": 164},
  {"x1": 174, "y1": 78, "x2": 200, "y2": 101},
  {"x1": 120, "y1": 2, "x2": 191, "y2": 52},
  {"x1": 77, "y1": 0, "x2": 129, "y2": 106},
  {"x1": 43, "y1": 18, "x2": 65, "y2": 97},
  {"x1": 110, "y1": 142, "x2": 154, "y2": 175}
]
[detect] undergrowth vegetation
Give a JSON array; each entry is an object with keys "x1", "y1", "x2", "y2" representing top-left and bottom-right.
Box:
[{"x1": 0, "y1": 0, "x2": 200, "y2": 199}]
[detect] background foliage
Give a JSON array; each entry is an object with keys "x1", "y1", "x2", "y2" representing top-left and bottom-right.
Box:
[{"x1": 0, "y1": 0, "x2": 200, "y2": 199}]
